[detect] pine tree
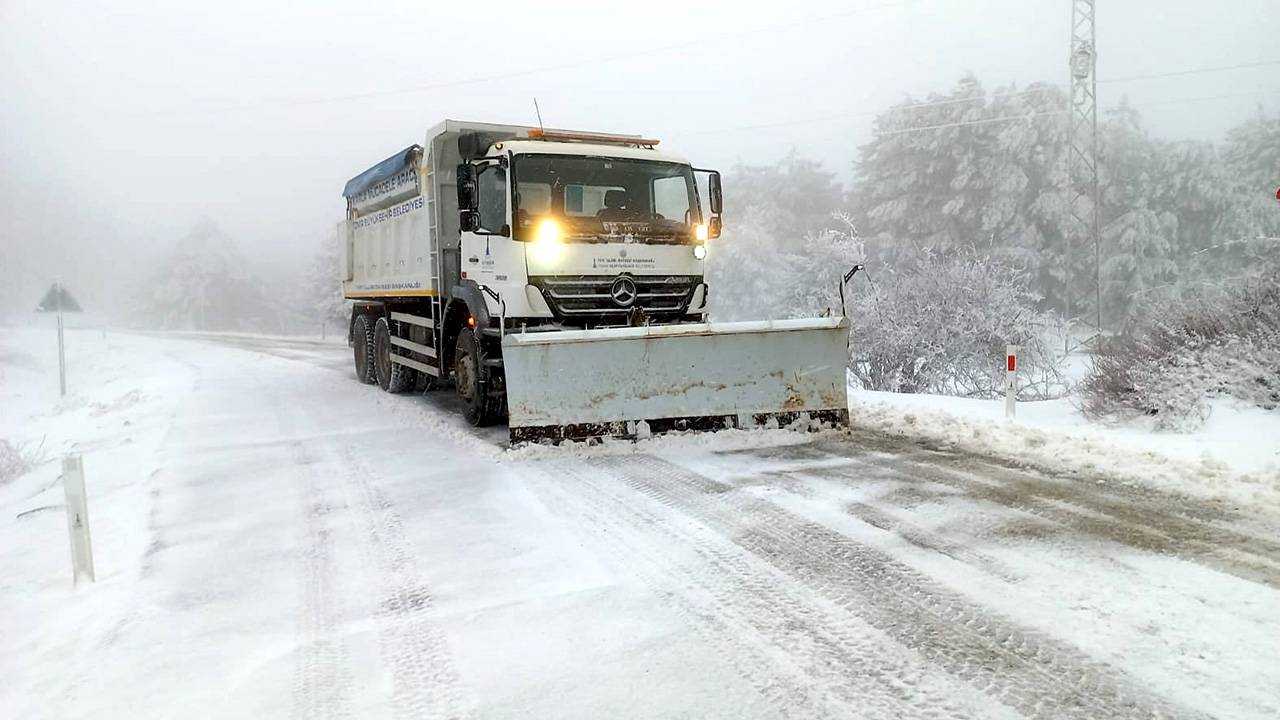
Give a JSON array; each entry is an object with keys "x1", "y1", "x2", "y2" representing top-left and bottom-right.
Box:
[
  {"x1": 1214, "y1": 110, "x2": 1280, "y2": 274},
  {"x1": 851, "y1": 77, "x2": 1070, "y2": 300},
  {"x1": 1100, "y1": 208, "x2": 1176, "y2": 324},
  {"x1": 1093, "y1": 102, "x2": 1178, "y2": 322},
  {"x1": 142, "y1": 220, "x2": 278, "y2": 332}
]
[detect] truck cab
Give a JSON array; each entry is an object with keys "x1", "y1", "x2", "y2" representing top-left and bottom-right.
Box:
[{"x1": 456, "y1": 131, "x2": 722, "y2": 329}]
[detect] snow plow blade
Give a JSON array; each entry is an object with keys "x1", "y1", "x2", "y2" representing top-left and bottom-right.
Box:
[{"x1": 502, "y1": 317, "x2": 850, "y2": 444}]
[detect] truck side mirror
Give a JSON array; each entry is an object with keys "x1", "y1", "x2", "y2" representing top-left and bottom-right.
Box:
[
  {"x1": 457, "y1": 163, "x2": 478, "y2": 211},
  {"x1": 460, "y1": 210, "x2": 480, "y2": 233},
  {"x1": 709, "y1": 216, "x2": 722, "y2": 239},
  {"x1": 708, "y1": 171, "x2": 723, "y2": 215}
]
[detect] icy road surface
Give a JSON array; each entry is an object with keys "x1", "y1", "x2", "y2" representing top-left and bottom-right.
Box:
[{"x1": 3, "y1": 329, "x2": 1279, "y2": 720}]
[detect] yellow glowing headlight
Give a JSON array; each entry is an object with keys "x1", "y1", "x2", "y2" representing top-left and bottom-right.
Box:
[
  {"x1": 695, "y1": 223, "x2": 709, "y2": 241},
  {"x1": 693, "y1": 244, "x2": 707, "y2": 260},
  {"x1": 533, "y1": 219, "x2": 562, "y2": 263}
]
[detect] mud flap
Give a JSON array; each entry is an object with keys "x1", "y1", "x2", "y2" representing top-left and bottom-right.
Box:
[{"x1": 502, "y1": 317, "x2": 850, "y2": 443}]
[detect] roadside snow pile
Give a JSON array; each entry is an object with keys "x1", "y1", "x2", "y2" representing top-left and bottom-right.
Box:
[
  {"x1": 1082, "y1": 272, "x2": 1280, "y2": 430},
  {"x1": 851, "y1": 389, "x2": 1280, "y2": 512}
]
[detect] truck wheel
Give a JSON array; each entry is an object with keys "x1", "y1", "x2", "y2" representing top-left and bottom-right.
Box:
[
  {"x1": 455, "y1": 329, "x2": 501, "y2": 426},
  {"x1": 374, "y1": 317, "x2": 413, "y2": 393},
  {"x1": 353, "y1": 314, "x2": 377, "y2": 384}
]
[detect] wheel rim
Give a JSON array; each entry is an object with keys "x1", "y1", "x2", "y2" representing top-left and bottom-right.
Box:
[{"x1": 456, "y1": 349, "x2": 476, "y2": 403}]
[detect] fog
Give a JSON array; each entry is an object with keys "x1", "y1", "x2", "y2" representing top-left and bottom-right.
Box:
[{"x1": 2, "y1": 0, "x2": 1277, "y2": 317}]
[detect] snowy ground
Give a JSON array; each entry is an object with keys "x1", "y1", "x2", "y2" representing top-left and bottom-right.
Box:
[
  {"x1": 851, "y1": 387, "x2": 1280, "y2": 513},
  {"x1": 3, "y1": 325, "x2": 1280, "y2": 719}
]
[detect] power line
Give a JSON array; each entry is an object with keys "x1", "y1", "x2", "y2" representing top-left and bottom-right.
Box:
[
  {"x1": 1130, "y1": 87, "x2": 1280, "y2": 109},
  {"x1": 872, "y1": 109, "x2": 1064, "y2": 136},
  {"x1": 671, "y1": 87, "x2": 1058, "y2": 138},
  {"x1": 672, "y1": 61, "x2": 1280, "y2": 141},
  {"x1": 181, "y1": 0, "x2": 931, "y2": 116},
  {"x1": 1099, "y1": 58, "x2": 1280, "y2": 85},
  {"x1": 672, "y1": 87, "x2": 1280, "y2": 141}
]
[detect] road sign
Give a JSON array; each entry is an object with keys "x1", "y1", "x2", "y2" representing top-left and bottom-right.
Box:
[
  {"x1": 35, "y1": 283, "x2": 82, "y2": 397},
  {"x1": 36, "y1": 284, "x2": 82, "y2": 313}
]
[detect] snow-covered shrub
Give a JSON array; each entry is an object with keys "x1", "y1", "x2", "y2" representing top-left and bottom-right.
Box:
[
  {"x1": 708, "y1": 210, "x2": 865, "y2": 321},
  {"x1": 0, "y1": 438, "x2": 44, "y2": 485},
  {"x1": 1081, "y1": 270, "x2": 1280, "y2": 429},
  {"x1": 848, "y1": 247, "x2": 1068, "y2": 399}
]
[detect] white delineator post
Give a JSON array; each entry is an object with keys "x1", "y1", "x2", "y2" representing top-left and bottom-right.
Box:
[
  {"x1": 62, "y1": 455, "x2": 96, "y2": 584},
  {"x1": 57, "y1": 306, "x2": 67, "y2": 398},
  {"x1": 1005, "y1": 345, "x2": 1020, "y2": 418}
]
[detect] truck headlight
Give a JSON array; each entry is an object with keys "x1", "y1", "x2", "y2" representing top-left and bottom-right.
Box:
[
  {"x1": 693, "y1": 244, "x2": 707, "y2": 260},
  {"x1": 695, "y1": 223, "x2": 709, "y2": 241},
  {"x1": 534, "y1": 220, "x2": 561, "y2": 263}
]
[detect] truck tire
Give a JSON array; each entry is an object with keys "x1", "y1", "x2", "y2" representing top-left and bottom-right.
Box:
[
  {"x1": 353, "y1": 314, "x2": 377, "y2": 384},
  {"x1": 374, "y1": 317, "x2": 413, "y2": 393},
  {"x1": 454, "y1": 328, "x2": 502, "y2": 426}
]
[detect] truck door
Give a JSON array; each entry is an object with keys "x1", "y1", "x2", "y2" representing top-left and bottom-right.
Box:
[{"x1": 460, "y1": 161, "x2": 531, "y2": 319}]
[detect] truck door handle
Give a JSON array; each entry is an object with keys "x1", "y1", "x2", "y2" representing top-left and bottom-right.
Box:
[{"x1": 468, "y1": 256, "x2": 479, "y2": 263}]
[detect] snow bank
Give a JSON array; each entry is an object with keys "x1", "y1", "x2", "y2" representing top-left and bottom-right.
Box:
[{"x1": 851, "y1": 389, "x2": 1280, "y2": 513}]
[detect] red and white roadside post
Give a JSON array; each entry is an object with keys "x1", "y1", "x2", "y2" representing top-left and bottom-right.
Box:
[{"x1": 1005, "y1": 345, "x2": 1020, "y2": 418}]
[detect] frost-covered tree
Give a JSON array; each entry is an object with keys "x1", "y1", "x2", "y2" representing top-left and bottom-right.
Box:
[
  {"x1": 1210, "y1": 110, "x2": 1280, "y2": 275},
  {"x1": 708, "y1": 205, "x2": 806, "y2": 321},
  {"x1": 708, "y1": 206, "x2": 864, "y2": 322},
  {"x1": 726, "y1": 152, "x2": 844, "y2": 245},
  {"x1": 710, "y1": 156, "x2": 849, "y2": 321},
  {"x1": 851, "y1": 78, "x2": 1070, "y2": 299},
  {"x1": 853, "y1": 76, "x2": 992, "y2": 259},
  {"x1": 1100, "y1": 208, "x2": 1176, "y2": 324},
  {"x1": 1094, "y1": 103, "x2": 1178, "y2": 322},
  {"x1": 141, "y1": 220, "x2": 278, "y2": 332},
  {"x1": 305, "y1": 233, "x2": 349, "y2": 327}
]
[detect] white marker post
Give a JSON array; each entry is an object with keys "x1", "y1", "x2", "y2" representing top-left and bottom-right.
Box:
[
  {"x1": 1005, "y1": 345, "x2": 1020, "y2": 418},
  {"x1": 57, "y1": 300, "x2": 67, "y2": 398},
  {"x1": 62, "y1": 455, "x2": 96, "y2": 584}
]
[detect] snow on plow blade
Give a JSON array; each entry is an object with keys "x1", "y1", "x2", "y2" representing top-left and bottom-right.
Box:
[{"x1": 502, "y1": 317, "x2": 850, "y2": 443}]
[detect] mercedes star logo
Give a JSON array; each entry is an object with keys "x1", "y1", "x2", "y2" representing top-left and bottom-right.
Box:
[{"x1": 610, "y1": 275, "x2": 638, "y2": 308}]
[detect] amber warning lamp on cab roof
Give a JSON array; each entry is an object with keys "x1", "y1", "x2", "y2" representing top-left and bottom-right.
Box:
[{"x1": 527, "y1": 128, "x2": 660, "y2": 147}]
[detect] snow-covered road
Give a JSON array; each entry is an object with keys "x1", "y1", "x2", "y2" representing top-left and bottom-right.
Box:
[{"x1": 3, "y1": 329, "x2": 1278, "y2": 719}]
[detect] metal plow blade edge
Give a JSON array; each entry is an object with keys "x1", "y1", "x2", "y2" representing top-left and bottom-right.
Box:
[{"x1": 501, "y1": 317, "x2": 851, "y2": 444}]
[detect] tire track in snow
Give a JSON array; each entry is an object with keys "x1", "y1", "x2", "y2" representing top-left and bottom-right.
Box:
[
  {"x1": 842, "y1": 501, "x2": 1026, "y2": 583},
  {"x1": 289, "y1": 439, "x2": 355, "y2": 720},
  {"x1": 335, "y1": 443, "x2": 468, "y2": 720},
  {"x1": 595, "y1": 454, "x2": 1207, "y2": 720},
  {"x1": 724, "y1": 437, "x2": 1280, "y2": 591},
  {"x1": 819, "y1": 446, "x2": 1280, "y2": 590},
  {"x1": 526, "y1": 461, "x2": 1022, "y2": 720}
]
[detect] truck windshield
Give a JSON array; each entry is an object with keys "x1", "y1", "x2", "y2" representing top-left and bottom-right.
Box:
[{"x1": 511, "y1": 154, "x2": 700, "y2": 244}]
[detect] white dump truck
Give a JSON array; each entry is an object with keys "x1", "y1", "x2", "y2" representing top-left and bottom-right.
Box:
[{"x1": 339, "y1": 119, "x2": 850, "y2": 442}]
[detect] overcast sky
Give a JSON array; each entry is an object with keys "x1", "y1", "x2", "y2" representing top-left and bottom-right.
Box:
[{"x1": 2, "y1": 0, "x2": 1277, "y2": 312}]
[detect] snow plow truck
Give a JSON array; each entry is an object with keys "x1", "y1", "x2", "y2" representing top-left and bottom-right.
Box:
[{"x1": 339, "y1": 119, "x2": 850, "y2": 443}]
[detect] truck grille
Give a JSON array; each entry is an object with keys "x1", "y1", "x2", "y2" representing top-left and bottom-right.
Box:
[{"x1": 531, "y1": 275, "x2": 699, "y2": 326}]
